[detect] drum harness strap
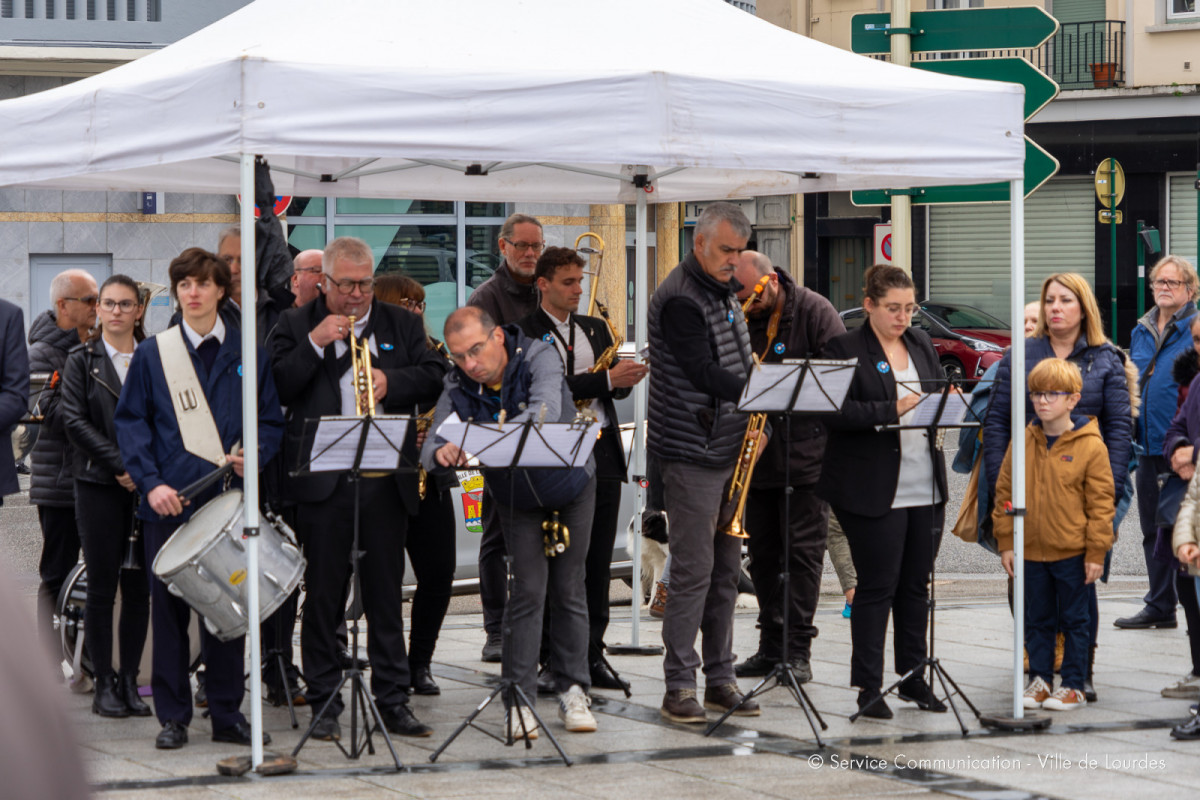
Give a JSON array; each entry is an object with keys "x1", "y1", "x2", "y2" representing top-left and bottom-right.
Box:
[{"x1": 158, "y1": 326, "x2": 228, "y2": 468}]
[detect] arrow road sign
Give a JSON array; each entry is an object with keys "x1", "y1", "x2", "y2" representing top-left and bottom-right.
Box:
[
  {"x1": 851, "y1": 7, "x2": 1059, "y2": 55},
  {"x1": 852, "y1": 138, "x2": 1059, "y2": 206},
  {"x1": 913, "y1": 57, "x2": 1059, "y2": 121}
]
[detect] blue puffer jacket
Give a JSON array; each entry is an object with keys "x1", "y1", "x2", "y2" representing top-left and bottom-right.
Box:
[
  {"x1": 1131, "y1": 305, "x2": 1197, "y2": 458},
  {"x1": 983, "y1": 335, "x2": 1134, "y2": 500}
]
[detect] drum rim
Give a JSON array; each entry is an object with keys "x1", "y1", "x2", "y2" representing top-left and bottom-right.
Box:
[{"x1": 152, "y1": 489, "x2": 245, "y2": 577}]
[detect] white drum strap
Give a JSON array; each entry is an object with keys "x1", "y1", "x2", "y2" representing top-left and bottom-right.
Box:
[{"x1": 158, "y1": 326, "x2": 226, "y2": 467}]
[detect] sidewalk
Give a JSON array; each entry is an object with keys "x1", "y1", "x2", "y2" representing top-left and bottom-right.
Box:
[{"x1": 75, "y1": 582, "x2": 1200, "y2": 800}]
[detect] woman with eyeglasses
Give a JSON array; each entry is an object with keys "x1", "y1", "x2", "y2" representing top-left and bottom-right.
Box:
[
  {"x1": 373, "y1": 274, "x2": 456, "y2": 696},
  {"x1": 818, "y1": 264, "x2": 949, "y2": 720},
  {"x1": 982, "y1": 272, "x2": 1136, "y2": 704},
  {"x1": 60, "y1": 275, "x2": 151, "y2": 718}
]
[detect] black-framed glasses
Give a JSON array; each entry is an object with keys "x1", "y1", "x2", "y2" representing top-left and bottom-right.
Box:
[
  {"x1": 63, "y1": 295, "x2": 99, "y2": 307},
  {"x1": 503, "y1": 238, "x2": 545, "y2": 254},
  {"x1": 400, "y1": 298, "x2": 426, "y2": 312},
  {"x1": 1152, "y1": 278, "x2": 1186, "y2": 290},
  {"x1": 1030, "y1": 391, "x2": 1070, "y2": 402},
  {"x1": 326, "y1": 276, "x2": 375, "y2": 294},
  {"x1": 294, "y1": 266, "x2": 322, "y2": 274},
  {"x1": 448, "y1": 329, "x2": 494, "y2": 364},
  {"x1": 100, "y1": 299, "x2": 138, "y2": 312}
]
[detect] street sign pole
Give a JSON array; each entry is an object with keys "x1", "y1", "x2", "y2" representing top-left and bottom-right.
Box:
[
  {"x1": 1110, "y1": 157, "x2": 1118, "y2": 340},
  {"x1": 890, "y1": 0, "x2": 912, "y2": 274},
  {"x1": 1136, "y1": 220, "x2": 1146, "y2": 317}
]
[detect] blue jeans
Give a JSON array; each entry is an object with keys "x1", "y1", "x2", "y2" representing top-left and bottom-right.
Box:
[{"x1": 1026, "y1": 555, "x2": 1089, "y2": 691}]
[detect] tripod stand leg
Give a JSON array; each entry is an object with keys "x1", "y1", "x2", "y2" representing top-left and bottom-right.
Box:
[
  {"x1": 777, "y1": 668, "x2": 827, "y2": 747},
  {"x1": 510, "y1": 684, "x2": 571, "y2": 767},
  {"x1": 429, "y1": 684, "x2": 504, "y2": 762},
  {"x1": 593, "y1": 651, "x2": 631, "y2": 699},
  {"x1": 703, "y1": 673, "x2": 771, "y2": 736},
  {"x1": 268, "y1": 650, "x2": 298, "y2": 729},
  {"x1": 928, "y1": 660, "x2": 976, "y2": 737},
  {"x1": 351, "y1": 672, "x2": 404, "y2": 768},
  {"x1": 291, "y1": 674, "x2": 351, "y2": 757}
]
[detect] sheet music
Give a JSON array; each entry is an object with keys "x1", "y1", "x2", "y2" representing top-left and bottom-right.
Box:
[
  {"x1": 519, "y1": 421, "x2": 601, "y2": 467},
  {"x1": 737, "y1": 358, "x2": 857, "y2": 413},
  {"x1": 310, "y1": 416, "x2": 410, "y2": 472},
  {"x1": 435, "y1": 419, "x2": 600, "y2": 467},
  {"x1": 790, "y1": 359, "x2": 857, "y2": 412},
  {"x1": 909, "y1": 391, "x2": 972, "y2": 427}
]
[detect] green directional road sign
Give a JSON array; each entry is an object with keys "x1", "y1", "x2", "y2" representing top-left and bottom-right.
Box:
[
  {"x1": 913, "y1": 58, "x2": 1059, "y2": 121},
  {"x1": 851, "y1": 7, "x2": 1058, "y2": 55},
  {"x1": 852, "y1": 139, "x2": 1059, "y2": 206}
]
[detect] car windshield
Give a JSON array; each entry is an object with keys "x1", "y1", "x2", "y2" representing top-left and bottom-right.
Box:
[{"x1": 921, "y1": 303, "x2": 1008, "y2": 330}]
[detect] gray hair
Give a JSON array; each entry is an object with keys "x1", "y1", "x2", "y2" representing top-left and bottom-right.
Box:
[
  {"x1": 49, "y1": 269, "x2": 95, "y2": 305},
  {"x1": 1150, "y1": 254, "x2": 1199, "y2": 302},
  {"x1": 323, "y1": 237, "x2": 374, "y2": 274},
  {"x1": 742, "y1": 250, "x2": 773, "y2": 279},
  {"x1": 499, "y1": 213, "x2": 542, "y2": 241},
  {"x1": 218, "y1": 224, "x2": 241, "y2": 249},
  {"x1": 695, "y1": 201, "x2": 752, "y2": 240}
]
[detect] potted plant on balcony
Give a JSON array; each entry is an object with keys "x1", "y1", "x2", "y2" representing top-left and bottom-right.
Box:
[{"x1": 1089, "y1": 62, "x2": 1118, "y2": 89}]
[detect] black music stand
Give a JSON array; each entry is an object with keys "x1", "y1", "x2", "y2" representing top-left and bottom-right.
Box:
[
  {"x1": 429, "y1": 414, "x2": 600, "y2": 766},
  {"x1": 847, "y1": 380, "x2": 982, "y2": 735},
  {"x1": 288, "y1": 413, "x2": 415, "y2": 770},
  {"x1": 703, "y1": 358, "x2": 856, "y2": 746}
]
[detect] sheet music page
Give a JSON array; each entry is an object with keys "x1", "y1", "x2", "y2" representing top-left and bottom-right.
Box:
[
  {"x1": 434, "y1": 420, "x2": 522, "y2": 467},
  {"x1": 520, "y1": 421, "x2": 601, "y2": 467},
  {"x1": 738, "y1": 363, "x2": 805, "y2": 412},
  {"x1": 791, "y1": 359, "x2": 857, "y2": 413},
  {"x1": 910, "y1": 391, "x2": 971, "y2": 427},
  {"x1": 310, "y1": 416, "x2": 409, "y2": 471}
]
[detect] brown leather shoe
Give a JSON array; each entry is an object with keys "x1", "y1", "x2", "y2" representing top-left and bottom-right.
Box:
[
  {"x1": 703, "y1": 683, "x2": 761, "y2": 717},
  {"x1": 649, "y1": 581, "x2": 667, "y2": 618},
  {"x1": 660, "y1": 688, "x2": 706, "y2": 723}
]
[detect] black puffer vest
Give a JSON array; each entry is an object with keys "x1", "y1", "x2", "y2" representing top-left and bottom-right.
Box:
[{"x1": 648, "y1": 254, "x2": 752, "y2": 467}]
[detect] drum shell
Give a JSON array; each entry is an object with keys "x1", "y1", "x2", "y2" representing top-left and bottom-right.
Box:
[{"x1": 152, "y1": 490, "x2": 305, "y2": 642}]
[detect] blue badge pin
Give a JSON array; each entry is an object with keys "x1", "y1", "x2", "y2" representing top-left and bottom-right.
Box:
[
  {"x1": 773, "y1": 342, "x2": 786, "y2": 355},
  {"x1": 877, "y1": 361, "x2": 890, "y2": 374},
  {"x1": 380, "y1": 342, "x2": 394, "y2": 351},
  {"x1": 543, "y1": 333, "x2": 555, "y2": 343},
  {"x1": 237, "y1": 364, "x2": 243, "y2": 377},
  {"x1": 727, "y1": 310, "x2": 735, "y2": 323}
]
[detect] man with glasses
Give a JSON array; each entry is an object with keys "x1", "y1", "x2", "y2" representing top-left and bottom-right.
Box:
[
  {"x1": 468, "y1": 213, "x2": 545, "y2": 662},
  {"x1": 291, "y1": 249, "x2": 324, "y2": 308},
  {"x1": 730, "y1": 251, "x2": 844, "y2": 686},
  {"x1": 270, "y1": 236, "x2": 447, "y2": 741},
  {"x1": 28, "y1": 269, "x2": 97, "y2": 655},
  {"x1": 1126, "y1": 257, "x2": 1200, "y2": 643}
]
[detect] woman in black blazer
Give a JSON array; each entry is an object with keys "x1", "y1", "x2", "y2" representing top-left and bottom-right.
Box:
[{"x1": 818, "y1": 265, "x2": 949, "y2": 720}]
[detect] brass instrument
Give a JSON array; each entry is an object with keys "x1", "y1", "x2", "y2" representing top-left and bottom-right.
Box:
[
  {"x1": 573, "y1": 231, "x2": 626, "y2": 409},
  {"x1": 121, "y1": 498, "x2": 143, "y2": 571},
  {"x1": 542, "y1": 510, "x2": 570, "y2": 557},
  {"x1": 415, "y1": 407, "x2": 435, "y2": 500},
  {"x1": 574, "y1": 231, "x2": 605, "y2": 319},
  {"x1": 347, "y1": 315, "x2": 375, "y2": 416}
]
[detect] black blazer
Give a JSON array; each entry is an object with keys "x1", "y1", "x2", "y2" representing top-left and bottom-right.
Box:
[
  {"x1": 269, "y1": 296, "x2": 447, "y2": 512},
  {"x1": 0, "y1": 299, "x2": 29, "y2": 501},
  {"x1": 516, "y1": 308, "x2": 629, "y2": 482},
  {"x1": 61, "y1": 338, "x2": 127, "y2": 485},
  {"x1": 817, "y1": 322, "x2": 948, "y2": 518}
]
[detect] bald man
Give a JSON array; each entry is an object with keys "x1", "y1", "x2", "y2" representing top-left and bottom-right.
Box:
[
  {"x1": 730, "y1": 252, "x2": 844, "y2": 684},
  {"x1": 292, "y1": 249, "x2": 324, "y2": 307}
]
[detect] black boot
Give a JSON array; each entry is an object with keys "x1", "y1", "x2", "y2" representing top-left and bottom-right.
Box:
[
  {"x1": 1083, "y1": 645, "x2": 1097, "y2": 703},
  {"x1": 119, "y1": 672, "x2": 153, "y2": 717},
  {"x1": 92, "y1": 674, "x2": 131, "y2": 718}
]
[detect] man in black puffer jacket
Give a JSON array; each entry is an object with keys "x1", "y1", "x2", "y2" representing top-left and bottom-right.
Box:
[{"x1": 28, "y1": 269, "x2": 97, "y2": 654}]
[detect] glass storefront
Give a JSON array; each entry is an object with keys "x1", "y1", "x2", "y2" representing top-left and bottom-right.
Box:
[{"x1": 287, "y1": 199, "x2": 508, "y2": 336}]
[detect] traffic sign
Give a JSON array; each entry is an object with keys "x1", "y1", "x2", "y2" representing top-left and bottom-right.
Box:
[
  {"x1": 851, "y1": 7, "x2": 1059, "y2": 55},
  {"x1": 237, "y1": 194, "x2": 293, "y2": 218},
  {"x1": 874, "y1": 224, "x2": 893, "y2": 264},
  {"x1": 1098, "y1": 210, "x2": 1123, "y2": 224},
  {"x1": 852, "y1": 138, "x2": 1059, "y2": 206},
  {"x1": 1095, "y1": 160, "x2": 1125, "y2": 208},
  {"x1": 913, "y1": 58, "x2": 1059, "y2": 121}
]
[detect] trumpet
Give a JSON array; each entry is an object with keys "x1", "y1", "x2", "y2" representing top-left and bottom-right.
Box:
[
  {"x1": 347, "y1": 315, "x2": 375, "y2": 416},
  {"x1": 542, "y1": 510, "x2": 570, "y2": 557}
]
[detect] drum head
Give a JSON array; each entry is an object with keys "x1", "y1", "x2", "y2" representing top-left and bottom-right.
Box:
[{"x1": 154, "y1": 490, "x2": 244, "y2": 576}]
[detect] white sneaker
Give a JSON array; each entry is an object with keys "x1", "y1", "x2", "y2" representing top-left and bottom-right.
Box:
[
  {"x1": 506, "y1": 706, "x2": 538, "y2": 740},
  {"x1": 1162, "y1": 672, "x2": 1200, "y2": 699},
  {"x1": 1022, "y1": 676, "x2": 1051, "y2": 709},
  {"x1": 1042, "y1": 686, "x2": 1086, "y2": 712},
  {"x1": 558, "y1": 684, "x2": 597, "y2": 733}
]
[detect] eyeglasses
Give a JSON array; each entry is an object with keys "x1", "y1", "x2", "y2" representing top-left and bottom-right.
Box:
[
  {"x1": 1030, "y1": 391, "x2": 1071, "y2": 403},
  {"x1": 326, "y1": 276, "x2": 375, "y2": 294},
  {"x1": 448, "y1": 330, "x2": 494, "y2": 364},
  {"x1": 1152, "y1": 278, "x2": 1187, "y2": 290},
  {"x1": 503, "y1": 239, "x2": 545, "y2": 254},
  {"x1": 294, "y1": 266, "x2": 322, "y2": 275},
  {"x1": 220, "y1": 254, "x2": 242, "y2": 266},
  {"x1": 63, "y1": 295, "x2": 99, "y2": 307},
  {"x1": 881, "y1": 304, "x2": 919, "y2": 317},
  {"x1": 400, "y1": 298, "x2": 426, "y2": 312},
  {"x1": 100, "y1": 299, "x2": 138, "y2": 312}
]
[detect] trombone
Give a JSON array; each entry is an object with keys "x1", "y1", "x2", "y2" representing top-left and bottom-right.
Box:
[{"x1": 573, "y1": 232, "x2": 625, "y2": 409}]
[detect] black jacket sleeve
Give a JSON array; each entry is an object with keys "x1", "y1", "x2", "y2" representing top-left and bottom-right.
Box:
[
  {"x1": 60, "y1": 350, "x2": 124, "y2": 476},
  {"x1": 660, "y1": 296, "x2": 743, "y2": 403}
]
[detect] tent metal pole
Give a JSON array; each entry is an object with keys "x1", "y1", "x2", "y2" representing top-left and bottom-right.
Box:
[
  {"x1": 629, "y1": 173, "x2": 650, "y2": 647},
  {"x1": 1010, "y1": 177, "x2": 1025, "y2": 720},
  {"x1": 240, "y1": 152, "x2": 265, "y2": 768}
]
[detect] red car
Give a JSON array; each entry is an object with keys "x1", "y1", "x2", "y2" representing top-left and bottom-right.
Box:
[{"x1": 838, "y1": 301, "x2": 1011, "y2": 388}]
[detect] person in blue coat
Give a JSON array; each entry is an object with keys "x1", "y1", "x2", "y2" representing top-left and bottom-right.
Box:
[
  {"x1": 1125, "y1": 255, "x2": 1199, "y2": 631},
  {"x1": 114, "y1": 247, "x2": 283, "y2": 752},
  {"x1": 982, "y1": 272, "x2": 1136, "y2": 704}
]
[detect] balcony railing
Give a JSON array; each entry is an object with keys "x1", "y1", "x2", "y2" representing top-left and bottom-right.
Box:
[
  {"x1": 881, "y1": 21, "x2": 1126, "y2": 92},
  {"x1": 0, "y1": 0, "x2": 249, "y2": 47}
]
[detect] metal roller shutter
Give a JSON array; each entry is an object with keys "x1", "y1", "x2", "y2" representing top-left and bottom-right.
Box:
[
  {"x1": 1168, "y1": 173, "x2": 1198, "y2": 267},
  {"x1": 928, "y1": 178, "x2": 1095, "y2": 323}
]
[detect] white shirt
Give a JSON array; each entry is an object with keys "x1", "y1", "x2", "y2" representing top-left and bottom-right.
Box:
[
  {"x1": 102, "y1": 337, "x2": 137, "y2": 386},
  {"x1": 181, "y1": 314, "x2": 226, "y2": 349},
  {"x1": 309, "y1": 309, "x2": 383, "y2": 417},
  {"x1": 540, "y1": 307, "x2": 608, "y2": 429},
  {"x1": 891, "y1": 359, "x2": 942, "y2": 508}
]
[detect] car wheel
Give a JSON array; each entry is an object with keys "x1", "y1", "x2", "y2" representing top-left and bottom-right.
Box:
[{"x1": 940, "y1": 357, "x2": 965, "y2": 388}]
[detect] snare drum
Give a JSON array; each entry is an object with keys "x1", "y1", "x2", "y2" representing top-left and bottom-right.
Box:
[{"x1": 152, "y1": 490, "x2": 305, "y2": 642}]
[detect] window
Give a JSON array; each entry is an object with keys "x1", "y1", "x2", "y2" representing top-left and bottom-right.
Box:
[{"x1": 1169, "y1": 0, "x2": 1200, "y2": 20}]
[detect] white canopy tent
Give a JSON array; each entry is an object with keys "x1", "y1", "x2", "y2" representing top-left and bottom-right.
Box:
[{"x1": 0, "y1": 0, "x2": 1032, "y2": 763}]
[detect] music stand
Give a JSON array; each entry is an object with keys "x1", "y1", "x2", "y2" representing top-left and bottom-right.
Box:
[
  {"x1": 430, "y1": 414, "x2": 600, "y2": 766},
  {"x1": 288, "y1": 413, "x2": 413, "y2": 769},
  {"x1": 703, "y1": 358, "x2": 857, "y2": 746},
  {"x1": 846, "y1": 380, "x2": 982, "y2": 735}
]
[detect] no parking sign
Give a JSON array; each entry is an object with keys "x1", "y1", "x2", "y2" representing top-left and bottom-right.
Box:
[{"x1": 874, "y1": 223, "x2": 892, "y2": 265}]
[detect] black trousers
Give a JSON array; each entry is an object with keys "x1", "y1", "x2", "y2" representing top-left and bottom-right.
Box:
[
  {"x1": 144, "y1": 519, "x2": 245, "y2": 730},
  {"x1": 75, "y1": 480, "x2": 149, "y2": 680},
  {"x1": 584, "y1": 478, "x2": 622, "y2": 657},
  {"x1": 1135, "y1": 455, "x2": 1179, "y2": 618},
  {"x1": 299, "y1": 476, "x2": 410, "y2": 715},
  {"x1": 406, "y1": 486, "x2": 456, "y2": 667},
  {"x1": 836, "y1": 503, "x2": 941, "y2": 691},
  {"x1": 37, "y1": 504, "x2": 81, "y2": 656},
  {"x1": 1181, "y1": 571, "x2": 1200, "y2": 675},
  {"x1": 478, "y1": 488, "x2": 507, "y2": 637},
  {"x1": 744, "y1": 485, "x2": 828, "y2": 660}
]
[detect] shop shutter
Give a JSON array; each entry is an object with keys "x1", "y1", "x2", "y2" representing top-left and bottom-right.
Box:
[{"x1": 1169, "y1": 173, "x2": 1199, "y2": 268}]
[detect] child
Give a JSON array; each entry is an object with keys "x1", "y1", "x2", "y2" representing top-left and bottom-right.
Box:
[{"x1": 993, "y1": 358, "x2": 1114, "y2": 711}]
